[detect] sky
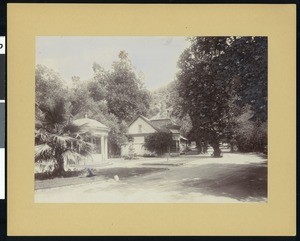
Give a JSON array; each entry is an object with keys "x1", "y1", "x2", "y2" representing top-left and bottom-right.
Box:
[{"x1": 36, "y1": 36, "x2": 191, "y2": 90}]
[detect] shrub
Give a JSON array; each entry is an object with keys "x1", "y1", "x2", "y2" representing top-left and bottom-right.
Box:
[{"x1": 144, "y1": 132, "x2": 173, "y2": 156}]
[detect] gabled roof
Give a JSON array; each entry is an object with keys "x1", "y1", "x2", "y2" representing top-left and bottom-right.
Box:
[
  {"x1": 128, "y1": 115, "x2": 181, "y2": 133},
  {"x1": 128, "y1": 115, "x2": 161, "y2": 132}
]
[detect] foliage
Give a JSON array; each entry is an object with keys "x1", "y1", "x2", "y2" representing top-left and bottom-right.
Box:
[
  {"x1": 68, "y1": 77, "x2": 109, "y2": 119},
  {"x1": 88, "y1": 51, "x2": 151, "y2": 154},
  {"x1": 216, "y1": 37, "x2": 268, "y2": 152},
  {"x1": 105, "y1": 51, "x2": 151, "y2": 122},
  {"x1": 35, "y1": 98, "x2": 93, "y2": 176},
  {"x1": 123, "y1": 141, "x2": 137, "y2": 160},
  {"x1": 149, "y1": 82, "x2": 175, "y2": 118},
  {"x1": 88, "y1": 63, "x2": 109, "y2": 102},
  {"x1": 144, "y1": 132, "x2": 173, "y2": 156},
  {"x1": 234, "y1": 112, "x2": 267, "y2": 153},
  {"x1": 36, "y1": 50, "x2": 151, "y2": 158},
  {"x1": 93, "y1": 113, "x2": 128, "y2": 156},
  {"x1": 148, "y1": 81, "x2": 192, "y2": 137},
  {"x1": 176, "y1": 37, "x2": 267, "y2": 156},
  {"x1": 212, "y1": 37, "x2": 268, "y2": 123},
  {"x1": 35, "y1": 65, "x2": 67, "y2": 104}
]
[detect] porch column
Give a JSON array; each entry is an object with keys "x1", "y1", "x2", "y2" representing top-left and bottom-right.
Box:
[
  {"x1": 104, "y1": 136, "x2": 108, "y2": 161},
  {"x1": 101, "y1": 135, "x2": 105, "y2": 161}
]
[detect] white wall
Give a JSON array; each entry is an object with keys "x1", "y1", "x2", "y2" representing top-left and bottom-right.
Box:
[
  {"x1": 128, "y1": 117, "x2": 157, "y2": 134},
  {"x1": 133, "y1": 136, "x2": 144, "y2": 144}
]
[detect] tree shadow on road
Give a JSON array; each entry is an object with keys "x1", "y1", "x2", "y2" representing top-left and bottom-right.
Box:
[{"x1": 181, "y1": 162, "x2": 267, "y2": 202}]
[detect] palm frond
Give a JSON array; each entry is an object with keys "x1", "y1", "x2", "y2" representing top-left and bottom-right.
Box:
[
  {"x1": 35, "y1": 120, "x2": 43, "y2": 129},
  {"x1": 74, "y1": 139, "x2": 94, "y2": 156},
  {"x1": 51, "y1": 134, "x2": 75, "y2": 150},
  {"x1": 35, "y1": 128, "x2": 50, "y2": 144},
  {"x1": 61, "y1": 150, "x2": 81, "y2": 165},
  {"x1": 35, "y1": 144, "x2": 53, "y2": 162},
  {"x1": 36, "y1": 98, "x2": 68, "y2": 127},
  {"x1": 64, "y1": 123, "x2": 91, "y2": 137},
  {"x1": 63, "y1": 123, "x2": 90, "y2": 134}
]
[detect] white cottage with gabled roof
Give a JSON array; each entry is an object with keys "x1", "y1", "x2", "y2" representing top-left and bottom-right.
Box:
[{"x1": 121, "y1": 115, "x2": 187, "y2": 157}]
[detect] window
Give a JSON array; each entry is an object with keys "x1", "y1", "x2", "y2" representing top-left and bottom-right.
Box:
[{"x1": 138, "y1": 125, "x2": 142, "y2": 133}]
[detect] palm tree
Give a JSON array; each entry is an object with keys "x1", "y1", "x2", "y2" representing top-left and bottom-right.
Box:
[{"x1": 35, "y1": 98, "x2": 93, "y2": 177}]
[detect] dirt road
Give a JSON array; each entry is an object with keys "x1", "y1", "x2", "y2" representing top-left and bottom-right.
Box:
[{"x1": 35, "y1": 152, "x2": 267, "y2": 203}]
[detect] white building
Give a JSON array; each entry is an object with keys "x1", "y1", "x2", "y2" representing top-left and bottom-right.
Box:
[{"x1": 121, "y1": 115, "x2": 188, "y2": 157}]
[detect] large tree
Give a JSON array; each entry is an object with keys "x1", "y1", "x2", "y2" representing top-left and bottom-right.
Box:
[
  {"x1": 176, "y1": 37, "x2": 229, "y2": 157},
  {"x1": 212, "y1": 37, "x2": 268, "y2": 152},
  {"x1": 176, "y1": 37, "x2": 267, "y2": 156},
  {"x1": 106, "y1": 51, "x2": 151, "y2": 122}
]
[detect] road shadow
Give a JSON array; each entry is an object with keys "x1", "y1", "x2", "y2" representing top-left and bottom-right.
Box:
[
  {"x1": 141, "y1": 163, "x2": 184, "y2": 167},
  {"x1": 94, "y1": 167, "x2": 169, "y2": 180},
  {"x1": 181, "y1": 162, "x2": 267, "y2": 201}
]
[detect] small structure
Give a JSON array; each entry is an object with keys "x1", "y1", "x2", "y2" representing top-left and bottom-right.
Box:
[
  {"x1": 121, "y1": 115, "x2": 188, "y2": 156},
  {"x1": 72, "y1": 115, "x2": 110, "y2": 163}
]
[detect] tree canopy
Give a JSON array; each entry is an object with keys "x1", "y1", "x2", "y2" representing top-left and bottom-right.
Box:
[
  {"x1": 106, "y1": 51, "x2": 151, "y2": 122},
  {"x1": 176, "y1": 37, "x2": 267, "y2": 156}
]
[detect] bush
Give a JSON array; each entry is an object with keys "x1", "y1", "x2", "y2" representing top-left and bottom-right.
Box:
[
  {"x1": 235, "y1": 121, "x2": 267, "y2": 153},
  {"x1": 144, "y1": 132, "x2": 173, "y2": 156}
]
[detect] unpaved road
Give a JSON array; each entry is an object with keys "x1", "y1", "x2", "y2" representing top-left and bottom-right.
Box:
[{"x1": 35, "y1": 152, "x2": 267, "y2": 203}]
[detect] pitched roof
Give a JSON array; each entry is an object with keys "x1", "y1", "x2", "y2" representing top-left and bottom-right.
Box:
[
  {"x1": 128, "y1": 115, "x2": 161, "y2": 132},
  {"x1": 128, "y1": 115, "x2": 181, "y2": 133},
  {"x1": 72, "y1": 117, "x2": 109, "y2": 132}
]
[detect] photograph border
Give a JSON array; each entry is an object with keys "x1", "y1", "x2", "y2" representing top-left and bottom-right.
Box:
[{"x1": 7, "y1": 3, "x2": 296, "y2": 236}]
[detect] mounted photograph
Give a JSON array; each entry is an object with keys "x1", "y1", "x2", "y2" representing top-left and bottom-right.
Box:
[{"x1": 34, "y1": 36, "x2": 267, "y2": 203}]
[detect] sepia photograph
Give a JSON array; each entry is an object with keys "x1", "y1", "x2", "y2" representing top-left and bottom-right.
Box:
[{"x1": 34, "y1": 36, "x2": 267, "y2": 203}]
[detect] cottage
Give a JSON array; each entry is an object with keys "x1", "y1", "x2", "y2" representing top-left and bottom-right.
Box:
[{"x1": 121, "y1": 115, "x2": 188, "y2": 157}]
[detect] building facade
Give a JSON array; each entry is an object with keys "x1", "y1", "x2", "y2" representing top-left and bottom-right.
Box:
[{"x1": 121, "y1": 115, "x2": 188, "y2": 157}]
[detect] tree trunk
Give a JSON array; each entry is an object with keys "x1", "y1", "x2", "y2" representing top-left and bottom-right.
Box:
[
  {"x1": 230, "y1": 142, "x2": 235, "y2": 152},
  {"x1": 54, "y1": 155, "x2": 66, "y2": 177},
  {"x1": 196, "y1": 140, "x2": 202, "y2": 154},
  {"x1": 210, "y1": 141, "x2": 221, "y2": 157},
  {"x1": 203, "y1": 141, "x2": 208, "y2": 153}
]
